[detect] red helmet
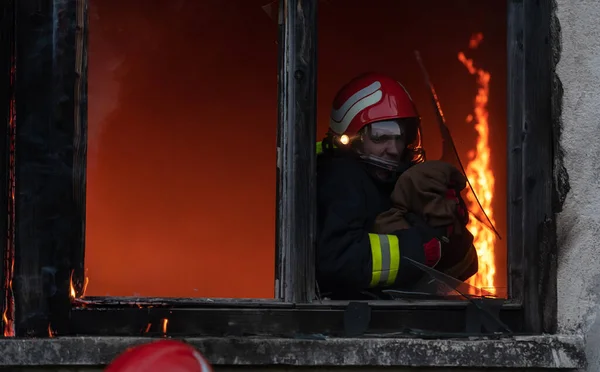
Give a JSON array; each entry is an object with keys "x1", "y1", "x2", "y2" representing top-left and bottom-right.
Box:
[
  {"x1": 105, "y1": 340, "x2": 213, "y2": 372},
  {"x1": 327, "y1": 72, "x2": 425, "y2": 168},
  {"x1": 329, "y1": 72, "x2": 419, "y2": 136}
]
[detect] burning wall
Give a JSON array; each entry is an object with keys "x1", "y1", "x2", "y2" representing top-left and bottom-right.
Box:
[{"x1": 86, "y1": 0, "x2": 507, "y2": 298}]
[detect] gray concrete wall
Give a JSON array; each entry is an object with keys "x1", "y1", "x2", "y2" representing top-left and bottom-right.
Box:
[{"x1": 556, "y1": 0, "x2": 600, "y2": 371}]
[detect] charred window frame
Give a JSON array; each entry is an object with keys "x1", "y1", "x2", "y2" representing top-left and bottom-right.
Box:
[
  {"x1": 4, "y1": 0, "x2": 556, "y2": 338},
  {"x1": 0, "y1": 0, "x2": 13, "y2": 338}
]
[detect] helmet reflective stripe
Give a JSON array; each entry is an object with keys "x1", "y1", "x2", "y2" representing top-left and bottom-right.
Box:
[
  {"x1": 331, "y1": 81, "x2": 381, "y2": 122},
  {"x1": 330, "y1": 81, "x2": 383, "y2": 134},
  {"x1": 329, "y1": 91, "x2": 382, "y2": 134}
]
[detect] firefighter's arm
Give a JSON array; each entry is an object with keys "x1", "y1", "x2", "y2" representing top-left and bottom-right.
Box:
[{"x1": 317, "y1": 167, "x2": 427, "y2": 289}]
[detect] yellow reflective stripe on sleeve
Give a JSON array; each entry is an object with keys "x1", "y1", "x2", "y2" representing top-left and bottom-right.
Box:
[
  {"x1": 387, "y1": 235, "x2": 400, "y2": 285},
  {"x1": 368, "y1": 233, "x2": 401, "y2": 287},
  {"x1": 369, "y1": 234, "x2": 382, "y2": 287}
]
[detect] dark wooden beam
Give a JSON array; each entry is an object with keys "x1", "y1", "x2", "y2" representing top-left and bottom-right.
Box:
[
  {"x1": 72, "y1": 296, "x2": 521, "y2": 309},
  {"x1": 0, "y1": 0, "x2": 15, "y2": 336},
  {"x1": 520, "y1": 0, "x2": 555, "y2": 333},
  {"x1": 276, "y1": 0, "x2": 317, "y2": 302},
  {"x1": 72, "y1": 0, "x2": 89, "y2": 306},
  {"x1": 69, "y1": 306, "x2": 523, "y2": 338},
  {"x1": 506, "y1": 0, "x2": 525, "y2": 305},
  {"x1": 13, "y1": 0, "x2": 87, "y2": 337}
]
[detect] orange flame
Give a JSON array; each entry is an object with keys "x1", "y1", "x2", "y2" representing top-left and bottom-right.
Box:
[
  {"x1": 69, "y1": 270, "x2": 90, "y2": 300},
  {"x1": 2, "y1": 311, "x2": 13, "y2": 337},
  {"x1": 69, "y1": 272, "x2": 76, "y2": 299},
  {"x1": 82, "y1": 275, "x2": 90, "y2": 297},
  {"x1": 161, "y1": 318, "x2": 168, "y2": 336},
  {"x1": 2, "y1": 255, "x2": 15, "y2": 337},
  {"x1": 458, "y1": 33, "x2": 497, "y2": 294}
]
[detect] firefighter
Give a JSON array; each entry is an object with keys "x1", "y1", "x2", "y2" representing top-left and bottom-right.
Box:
[{"x1": 317, "y1": 72, "x2": 462, "y2": 299}]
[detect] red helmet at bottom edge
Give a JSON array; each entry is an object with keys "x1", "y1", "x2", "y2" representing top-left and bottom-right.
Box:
[{"x1": 105, "y1": 340, "x2": 214, "y2": 372}]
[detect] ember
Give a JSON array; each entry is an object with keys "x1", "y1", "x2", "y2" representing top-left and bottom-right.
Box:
[
  {"x1": 161, "y1": 318, "x2": 168, "y2": 336},
  {"x1": 48, "y1": 323, "x2": 56, "y2": 338}
]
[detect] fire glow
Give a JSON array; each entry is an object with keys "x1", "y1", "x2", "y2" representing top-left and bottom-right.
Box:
[{"x1": 458, "y1": 33, "x2": 497, "y2": 294}]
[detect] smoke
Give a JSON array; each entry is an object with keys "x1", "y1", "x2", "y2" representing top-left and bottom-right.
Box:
[{"x1": 87, "y1": 4, "x2": 122, "y2": 168}]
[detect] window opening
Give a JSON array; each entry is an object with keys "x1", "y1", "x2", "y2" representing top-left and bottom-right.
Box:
[
  {"x1": 315, "y1": 0, "x2": 507, "y2": 300},
  {"x1": 85, "y1": 0, "x2": 279, "y2": 299}
]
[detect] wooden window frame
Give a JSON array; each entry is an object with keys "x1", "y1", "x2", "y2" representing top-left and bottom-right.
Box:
[
  {"x1": 1, "y1": 0, "x2": 558, "y2": 338},
  {"x1": 0, "y1": 0, "x2": 14, "y2": 338}
]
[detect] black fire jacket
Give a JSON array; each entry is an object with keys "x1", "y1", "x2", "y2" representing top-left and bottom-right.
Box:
[{"x1": 316, "y1": 149, "x2": 427, "y2": 299}]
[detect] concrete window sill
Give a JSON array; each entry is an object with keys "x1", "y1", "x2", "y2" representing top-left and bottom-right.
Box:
[{"x1": 0, "y1": 335, "x2": 586, "y2": 369}]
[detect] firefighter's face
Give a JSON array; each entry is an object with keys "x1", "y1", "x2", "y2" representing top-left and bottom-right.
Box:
[
  {"x1": 362, "y1": 132, "x2": 405, "y2": 160},
  {"x1": 362, "y1": 122, "x2": 406, "y2": 161},
  {"x1": 360, "y1": 121, "x2": 406, "y2": 180}
]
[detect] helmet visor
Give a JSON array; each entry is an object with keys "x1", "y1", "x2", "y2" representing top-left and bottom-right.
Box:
[
  {"x1": 358, "y1": 119, "x2": 424, "y2": 171},
  {"x1": 369, "y1": 120, "x2": 404, "y2": 138}
]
